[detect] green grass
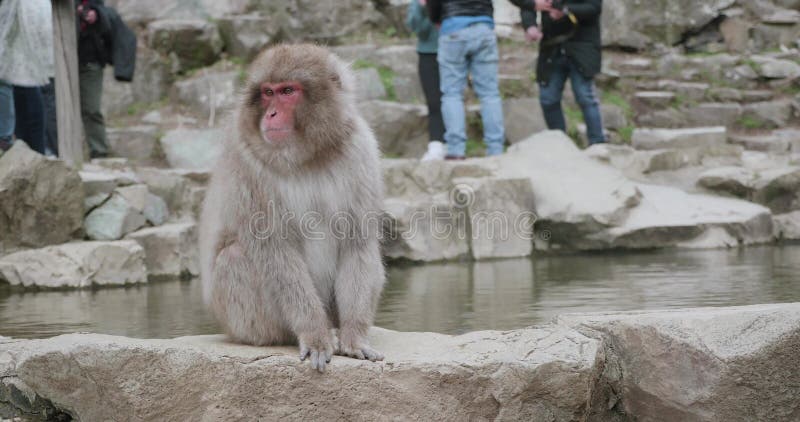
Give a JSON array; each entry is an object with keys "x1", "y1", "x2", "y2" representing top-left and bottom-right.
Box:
[
  {"x1": 618, "y1": 125, "x2": 634, "y2": 144},
  {"x1": 564, "y1": 105, "x2": 584, "y2": 146},
  {"x1": 743, "y1": 59, "x2": 763, "y2": 75},
  {"x1": 737, "y1": 115, "x2": 767, "y2": 130},
  {"x1": 465, "y1": 139, "x2": 485, "y2": 157},
  {"x1": 602, "y1": 91, "x2": 632, "y2": 117}
]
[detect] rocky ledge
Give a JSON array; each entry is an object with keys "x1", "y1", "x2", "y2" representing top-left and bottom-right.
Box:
[{"x1": 2, "y1": 303, "x2": 798, "y2": 421}]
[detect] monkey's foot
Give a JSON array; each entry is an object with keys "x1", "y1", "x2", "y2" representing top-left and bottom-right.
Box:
[
  {"x1": 298, "y1": 331, "x2": 335, "y2": 373},
  {"x1": 336, "y1": 336, "x2": 384, "y2": 362}
]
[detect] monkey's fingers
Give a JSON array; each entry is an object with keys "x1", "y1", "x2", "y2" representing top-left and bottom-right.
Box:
[
  {"x1": 299, "y1": 343, "x2": 310, "y2": 361},
  {"x1": 361, "y1": 347, "x2": 384, "y2": 362},
  {"x1": 310, "y1": 349, "x2": 326, "y2": 372}
]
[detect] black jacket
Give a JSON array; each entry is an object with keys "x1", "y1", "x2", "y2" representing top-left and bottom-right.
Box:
[
  {"x1": 76, "y1": 0, "x2": 137, "y2": 82},
  {"x1": 427, "y1": 0, "x2": 494, "y2": 24},
  {"x1": 511, "y1": 0, "x2": 603, "y2": 83}
]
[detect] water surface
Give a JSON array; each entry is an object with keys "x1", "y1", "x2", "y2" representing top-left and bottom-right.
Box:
[{"x1": 2, "y1": 245, "x2": 799, "y2": 339}]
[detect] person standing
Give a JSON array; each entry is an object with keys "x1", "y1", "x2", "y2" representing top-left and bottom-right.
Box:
[
  {"x1": 406, "y1": 0, "x2": 447, "y2": 161},
  {"x1": 77, "y1": 0, "x2": 113, "y2": 158},
  {"x1": 512, "y1": 0, "x2": 606, "y2": 145},
  {"x1": 427, "y1": 0, "x2": 505, "y2": 159},
  {"x1": 0, "y1": 0, "x2": 54, "y2": 155}
]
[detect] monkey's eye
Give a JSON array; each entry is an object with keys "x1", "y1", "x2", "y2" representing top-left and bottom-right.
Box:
[
  {"x1": 263, "y1": 88, "x2": 274, "y2": 97},
  {"x1": 281, "y1": 86, "x2": 294, "y2": 95}
]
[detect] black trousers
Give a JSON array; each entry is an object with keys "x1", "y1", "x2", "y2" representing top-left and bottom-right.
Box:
[
  {"x1": 418, "y1": 53, "x2": 445, "y2": 143},
  {"x1": 13, "y1": 85, "x2": 46, "y2": 155}
]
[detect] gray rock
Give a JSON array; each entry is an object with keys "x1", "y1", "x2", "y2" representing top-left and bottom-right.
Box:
[
  {"x1": 217, "y1": 14, "x2": 278, "y2": 60},
  {"x1": 582, "y1": 183, "x2": 774, "y2": 250},
  {"x1": 636, "y1": 108, "x2": 689, "y2": 128},
  {"x1": 719, "y1": 16, "x2": 751, "y2": 53},
  {"x1": 774, "y1": 211, "x2": 800, "y2": 239},
  {"x1": 761, "y1": 8, "x2": 800, "y2": 24},
  {"x1": 353, "y1": 67, "x2": 386, "y2": 101},
  {"x1": 634, "y1": 91, "x2": 675, "y2": 108},
  {"x1": 126, "y1": 223, "x2": 198, "y2": 279},
  {"x1": 632, "y1": 127, "x2": 727, "y2": 150},
  {"x1": 104, "y1": 0, "x2": 251, "y2": 24},
  {"x1": 729, "y1": 133, "x2": 791, "y2": 152},
  {"x1": 752, "y1": 167, "x2": 800, "y2": 213},
  {"x1": 160, "y1": 128, "x2": 224, "y2": 170},
  {"x1": 741, "y1": 89, "x2": 774, "y2": 102},
  {"x1": 601, "y1": 103, "x2": 629, "y2": 131},
  {"x1": 173, "y1": 69, "x2": 238, "y2": 118},
  {"x1": 697, "y1": 166, "x2": 758, "y2": 197},
  {"x1": 107, "y1": 125, "x2": 160, "y2": 164},
  {"x1": 147, "y1": 19, "x2": 223, "y2": 72},
  {"x1": 657, "y1": 80, "x2": 710, "y2": 101},
  {"x1": 359, "y1": 100, "x2": 428, "y2": 158},
  {"x1": 102, "y1": 47, "x2": 171, "y2": 117},
  {"x1": 383, "y1": 196, "x2": 471, "y2": 262},
  {"x1": 755, "y1": 57, "x2": 800, "y2": 79},
  {"x1": 706, "y1": 87, "x2": 742, "y2": 102},
  {"x1": 144, "y1": 193, "x2": 170, "y2": 226},
  {"x1": 495, "y1": 131, "x2": 642, "y2": 243},
  {"x1": 383, "y1": 158, "x2": 496, "y2": 198},
  {"x1": 685, "y1": 103, "x2": 742, "y2": 127},
  {"x1": 0, "y1": 142, "x2": 84, "y2": 254},
  {"x1": 0, "y1": 241, "x2": 147, "y2": 289},
  {"x1": 741, "y1": 99, "x2": 795, "y2": 129},
  {"x1": 84, "y1": 194, "x2": 147, "y2": 241},
  {"x1": 559, "y1": 303, "x2": 800, "y2": 421},
  {"x1": 453, "y1": 177, "x2": 535, "y2": 259},
  {"x1": 0, "y1": 326, "x2": 599, "y2": 421},
  {"x1": 503, "y1": 97, "x2": 548, "y2": 143}
]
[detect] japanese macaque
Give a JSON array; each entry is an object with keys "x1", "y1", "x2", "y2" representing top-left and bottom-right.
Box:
[{"x1": 199, "y1": 44, "x2": 386, "y2": 372}]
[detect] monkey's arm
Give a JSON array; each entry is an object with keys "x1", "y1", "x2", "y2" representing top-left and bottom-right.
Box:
[
  {"x1": 334, "y1": 238, "x2": 385, "y2": 361},
  {"x1": 263, "y1": 240, "x2": 336, "y2": 371}
]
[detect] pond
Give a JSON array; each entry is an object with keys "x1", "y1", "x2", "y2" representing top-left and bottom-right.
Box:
[{"x1": 2, "y1": 245, "x2": 799, "y2": 339}]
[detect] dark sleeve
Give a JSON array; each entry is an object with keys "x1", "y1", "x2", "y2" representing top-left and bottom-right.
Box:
[
  {"x1": 426, "y1": 0, "x2": 443, "y2": 24},
  {"x1": 566, "y1": 0, "x2": 602, "y2": 21},
  {"x1": 507, "y1": 0, "x2": 537, "y2": 29},
  {"x1": 521, "y1": 9, "x2": 538, "y2": 29}
]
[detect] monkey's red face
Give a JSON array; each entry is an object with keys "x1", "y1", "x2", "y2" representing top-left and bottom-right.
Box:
[{"x1": 259, "y1": 81, "x2": 304, "y2": 143}]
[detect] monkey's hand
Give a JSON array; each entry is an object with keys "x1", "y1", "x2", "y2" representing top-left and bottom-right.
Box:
[
  {"x1": 298, "y1": 329, "x2": 335, "y2": 372},
  {"x1": 337, "y1": 330, "x2": 384, "y2": 362}
]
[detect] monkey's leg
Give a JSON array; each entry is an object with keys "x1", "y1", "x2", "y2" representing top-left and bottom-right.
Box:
[
  {"x1": 334, "y1": 240, "x2": 385, "y2": 362},
  {"x1": 211, "y1": 243, "x2": 293, "y2": 346},
  {"x1": 264, "y1": 243, "x2": 336, "y2": 372}
]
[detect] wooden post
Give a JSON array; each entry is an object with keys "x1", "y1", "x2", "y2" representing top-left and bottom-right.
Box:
[{"x1": 52, "y1": 0, "x2": 84, "y2": 167}]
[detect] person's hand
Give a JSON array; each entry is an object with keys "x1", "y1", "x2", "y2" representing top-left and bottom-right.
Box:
[
  {"x1": 525, "y1": 26, "x2": 543, "y2": 42},
  {"x1": 85, "y1": 9, "x2": 97, "y2": 24},
  {"x1": 548, "y1": 8, "x2": 565, "y2": 20},
  {"x1": 534, "y1": 0, "x2": 552, "y2": 11}
]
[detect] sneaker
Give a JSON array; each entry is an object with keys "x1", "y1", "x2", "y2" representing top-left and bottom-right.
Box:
[
  {"x1": 444, "y1": 155, "x2": 466, "y2": 161},
  {"x1": 421, "y1": 141, "x2": 445, "y2": 161}
]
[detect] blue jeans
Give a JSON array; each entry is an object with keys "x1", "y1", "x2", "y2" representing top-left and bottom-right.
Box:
[
  {"x1": 13, "y1": 85, "x2": 46, "y2": 154},
  {"x1": 438, "y1": 23, "x2": 505, "y2": 157},
  {"x1": 539, "y1": 50, "x2": 605, "y2": 145},
  {"x1": 0, "y1": 80, "x2": 14, "y2": 144}
]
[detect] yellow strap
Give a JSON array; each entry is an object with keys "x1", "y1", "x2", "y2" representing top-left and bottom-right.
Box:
[{"x1": 567, "y1": 11, "x2": 578, "y2": 25}]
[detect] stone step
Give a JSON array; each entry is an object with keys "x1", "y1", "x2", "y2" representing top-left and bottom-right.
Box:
[
  {"x1": 632, "y1": 127, "x2": 727, "y2": 150},
  {"x1": 634, "y1": 91, "x2": 676, "y2": 108}
]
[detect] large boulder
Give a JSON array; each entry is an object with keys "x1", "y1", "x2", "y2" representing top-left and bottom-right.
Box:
[
  {"x1": 583, "y1": 183, "x2": 774, "y2": 250},
  {"x1": 697, "y1": 166, "x2": 800, "y2": 213},
  {"x1": 559, "y1": 303, "x2": 800, "y2": 421},
  {"x1": 147, "y1": 20, "x2": 223, "y2": 72},
  {"x1": 0, "y1": 142, "x2": 84, "y2": 255},
  {"x1": 503, "y1": 97, "x2": 548, "y2": 143},
  {"x1": 0, "y1": 241, "x2": 147, "y2": 289},
  {"x1": 494, "y1": 131, "x2": 642, "y2": 242},
  {"x1": 0, "y1": 327, "x2": 600, "y2": 421},
  {"x1": 160, "y1": 128, "x2": 224, "y2": 170},
  {"x1": 774, "y1": 211, "x2": 800, "y2": 240},
  {"x1": 383, "y1": 196, "x2": 471, "y2": 262},
  {"x1": 360, "y1": 100, "x2": 428, "y2": 158},
  {"x1": 126, "y1": 223, "x2": 199, "y2": 279}
]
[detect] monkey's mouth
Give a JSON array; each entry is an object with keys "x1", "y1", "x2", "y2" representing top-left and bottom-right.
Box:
[{"x1": 261, "y1": 128, "x2": 293, "y2": 143}]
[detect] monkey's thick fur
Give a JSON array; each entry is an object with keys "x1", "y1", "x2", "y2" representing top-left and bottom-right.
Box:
[{"x1": 199, "y1": 44, "x2": 385, "y2": 371}]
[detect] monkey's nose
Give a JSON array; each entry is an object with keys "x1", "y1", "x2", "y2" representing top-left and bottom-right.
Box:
[{"x1": 269, "y1": 110, "x2": 278, "y2": 118}]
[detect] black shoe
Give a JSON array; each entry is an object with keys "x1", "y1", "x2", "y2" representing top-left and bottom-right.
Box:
[{"x1": 0, "y1": 138, "x2": 12, "y2": 152}]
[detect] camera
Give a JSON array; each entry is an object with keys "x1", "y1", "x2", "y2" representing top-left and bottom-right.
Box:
[{"x1": 551, "y1": 0, "x2": 565, "y2": 10}]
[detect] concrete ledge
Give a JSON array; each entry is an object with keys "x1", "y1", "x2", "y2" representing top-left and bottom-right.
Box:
[{"x1": 1, "y1": 303, "x2": 798, "y2": 421}]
